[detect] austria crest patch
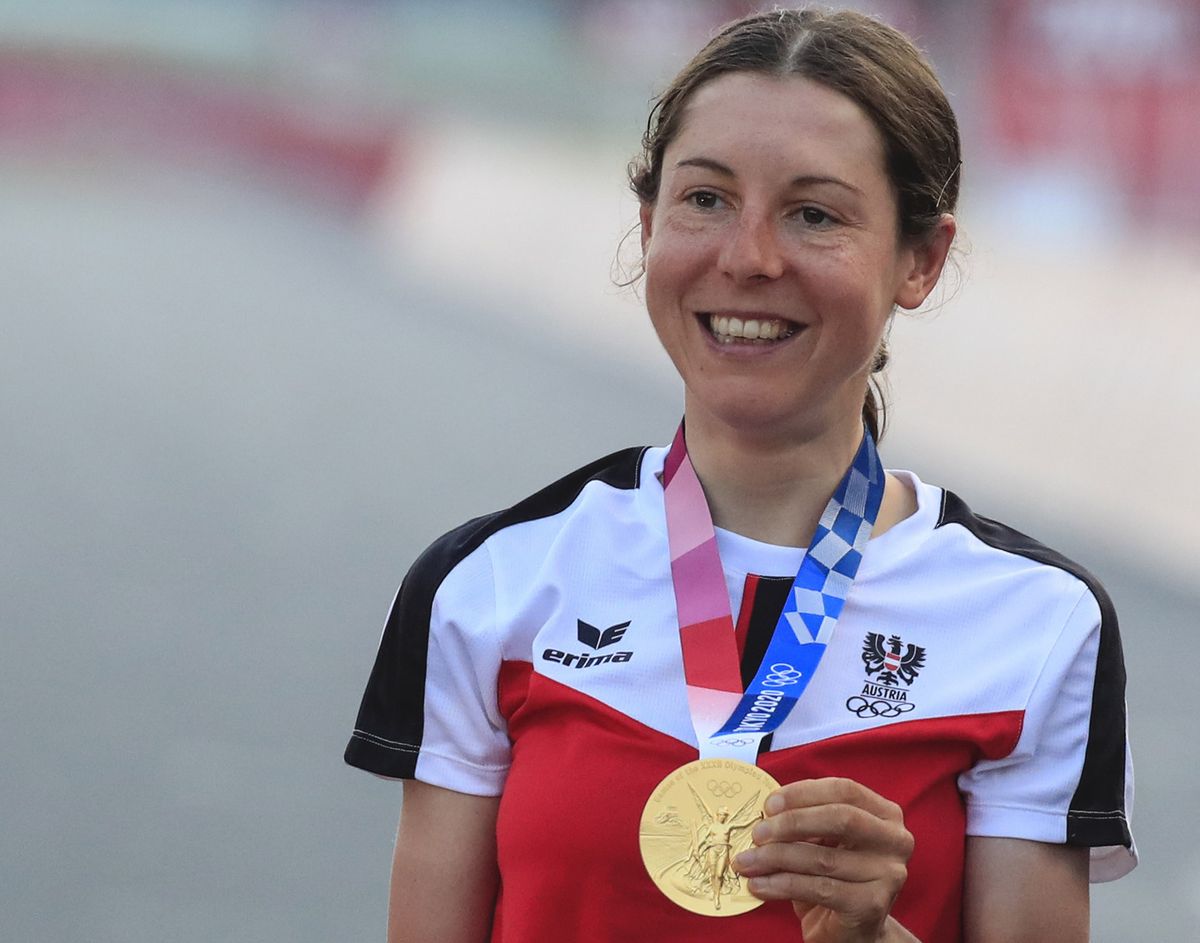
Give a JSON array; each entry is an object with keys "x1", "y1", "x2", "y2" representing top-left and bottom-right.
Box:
[{"x1": 846, "y1": 633, "x2": 926, "y2": 719}]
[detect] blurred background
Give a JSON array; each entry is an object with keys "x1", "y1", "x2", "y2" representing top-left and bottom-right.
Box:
[{"x1": 3, "y1": 1, "x2": 1196, "y2": 939}]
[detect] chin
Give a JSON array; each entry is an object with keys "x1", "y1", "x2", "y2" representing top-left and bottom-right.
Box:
[{"x1": 685, "y1": 382, "x2": 865, "y2": 445}]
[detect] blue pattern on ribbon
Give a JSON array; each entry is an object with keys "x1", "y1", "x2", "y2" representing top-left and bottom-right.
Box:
[{"x1": 714, "y1": 429, "x2": 885, "y2": 739}]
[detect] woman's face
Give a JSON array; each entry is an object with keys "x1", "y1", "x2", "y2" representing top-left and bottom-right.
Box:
[{"x1": 640, "y1": 72, "x2": 947, "y2": 442}]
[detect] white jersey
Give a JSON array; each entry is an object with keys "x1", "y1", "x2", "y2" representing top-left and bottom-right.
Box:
[{"x1": 346, "y1": 445, "x2": 1134, "y2": 942}]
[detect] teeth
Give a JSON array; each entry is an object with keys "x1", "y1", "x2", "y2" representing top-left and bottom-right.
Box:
[{"x1": 707, "y1": 314, "x2": 797, "y2": 343}]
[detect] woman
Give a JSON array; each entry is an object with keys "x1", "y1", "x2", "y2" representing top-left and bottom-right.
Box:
[{"x1": 345, "y1": 9, "x2": 1135, "y2": 942}]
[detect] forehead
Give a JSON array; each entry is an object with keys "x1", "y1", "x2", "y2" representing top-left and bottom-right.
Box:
[{"x1": 667, "y1": 72, "x2": 887, "y2": 181}]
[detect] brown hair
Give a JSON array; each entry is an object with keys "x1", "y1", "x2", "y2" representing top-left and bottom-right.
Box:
[{"x1": 629, "y1": 8, "x2": 961, "y2": 441}]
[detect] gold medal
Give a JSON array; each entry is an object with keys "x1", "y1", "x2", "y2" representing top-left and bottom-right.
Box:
[{"x1": 639, "y1": 758, "x2": 781, "y2": 917}]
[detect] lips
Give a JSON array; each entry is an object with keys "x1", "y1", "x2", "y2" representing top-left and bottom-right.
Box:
[{"x1": 700, "y1": 312, "x2": 802, "y2": 344}]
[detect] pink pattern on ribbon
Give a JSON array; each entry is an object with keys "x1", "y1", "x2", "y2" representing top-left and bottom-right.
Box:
[
  {"x1": 661, "y1": 425, "x2": 688, "y2": 486},
  {"x1": 679, "y1": 615, "x2": 742, "y2": 693},
  {"x1": 664, "y1": 424, "x2": 743, "y2": 705},
  {"x1": 669, "y1": 539, "x2": 732, "y2": 628},
  {"x1": 665, "y1": 475, "x2": 714, "y2": 561},
  {"x1": 686, "y1": 685, "x2": 744, "y2": 740}
]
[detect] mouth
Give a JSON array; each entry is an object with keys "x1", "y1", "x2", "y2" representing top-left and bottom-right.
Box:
[{"x1": 699, "y1": 312, "x2": 802, "y2": 345}]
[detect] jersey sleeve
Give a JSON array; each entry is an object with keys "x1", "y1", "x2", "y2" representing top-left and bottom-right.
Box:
[
  {"x1": 344, "y1": 532, "x2": 511, "y2": 797},
  {"x1": 958, "y1": 584, "x2": 1135, "y2": 881}
]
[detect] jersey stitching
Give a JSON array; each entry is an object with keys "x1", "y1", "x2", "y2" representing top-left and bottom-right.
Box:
[
  {"x1": 969, "y1": 802, "x2": 1128, "y2": 823},
  {"x1": 481, "y1": 540, "x2": 507, "y2": 720},
  {"x1": 633, "y1": 445, "x2": 648, "y2": 486},
  {"x1": 406, "y1": 743, "x2": 510, "y2": 771},
  {"x1": 350, "y1": 730, "x2": 419, "y2": 752},
  {"x1": 968, "y1": 799, "x2": 1073, "y2": 816},
  {"x1": 1023, "y1": 584, "x2": 1091, "y2": 703},
  {"x1": 352, "y1": 730, "x2": 511, "y2": 772}
]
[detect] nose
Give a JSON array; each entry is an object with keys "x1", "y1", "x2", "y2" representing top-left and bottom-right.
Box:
[{"x1": 718, "y1": 209, "x2": 785, "y2": 282}]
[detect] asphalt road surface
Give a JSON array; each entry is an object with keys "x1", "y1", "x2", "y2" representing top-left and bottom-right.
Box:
[{"x1": 3, "y1": 158, "x2": 1194, "y2": 940}]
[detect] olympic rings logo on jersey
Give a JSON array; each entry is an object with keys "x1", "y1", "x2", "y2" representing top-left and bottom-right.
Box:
[
  {"x1": 761, "y1": 663, "x2": 805, "y2": 687},
  {"x1": 845, "y1": 695, "x2": 916, "y2": 719}
]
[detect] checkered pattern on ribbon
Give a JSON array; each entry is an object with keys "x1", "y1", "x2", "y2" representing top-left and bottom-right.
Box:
[
  {"x1": 780, "y1": 452, "x2": 881, "y2": 646},
  {"x1": 662, "y1": 422, "x2": 885, "y2": 760}
]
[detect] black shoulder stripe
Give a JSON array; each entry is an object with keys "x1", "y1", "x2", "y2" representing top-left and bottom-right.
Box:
[
  {"x1": 937, "y1": 490, "x2": 1132, "y2": 848},
  {"x1": 344, "y1": 447, "x2": 649, "y2": 778}
]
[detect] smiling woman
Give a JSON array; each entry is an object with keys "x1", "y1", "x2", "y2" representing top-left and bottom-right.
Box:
[
  {"x1": 638, "y1": 73, "x2": 953, "y2": 515},
  {"x1": 345, "y1": 9, "x2": 1134, "y2": 943}
]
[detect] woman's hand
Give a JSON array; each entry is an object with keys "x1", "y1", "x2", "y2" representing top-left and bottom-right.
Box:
[{"x1": 733, "y1": 777, "x2": 918, "y2": 943}]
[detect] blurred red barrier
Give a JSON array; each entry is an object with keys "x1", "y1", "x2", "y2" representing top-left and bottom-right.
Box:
[
  {"x1": 0, "y1": 50, "x2": 401, "y2": 209},
  {"x1": 987, "y1": 0, "x2": 1200, "y2": 231}
]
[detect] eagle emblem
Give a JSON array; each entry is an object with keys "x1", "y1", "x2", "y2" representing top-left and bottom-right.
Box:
[{"x1": 861, "y1": 633, "x2": 925, "y2": 687}]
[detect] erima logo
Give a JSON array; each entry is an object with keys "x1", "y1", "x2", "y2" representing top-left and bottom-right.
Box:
[
  {"x1": 542, "y1": 620, "x2": 633, "y2": 669},
  {"x1": 577, "y1": 619, "x2": 629, "y2": 649}
]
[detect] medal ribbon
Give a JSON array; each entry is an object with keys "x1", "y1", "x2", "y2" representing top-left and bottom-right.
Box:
[{"x1": 662, "y1": 422, "x2": 885, "y2": 764}]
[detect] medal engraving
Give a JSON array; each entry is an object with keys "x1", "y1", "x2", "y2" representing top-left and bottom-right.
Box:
[{"x1": 639, "y1": 759, "x2": 781, "y2": 916}]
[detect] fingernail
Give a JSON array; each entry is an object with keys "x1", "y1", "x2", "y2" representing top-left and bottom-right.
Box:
[
  {"x1": 734, "y1": 848, "x2": 757, "y2": 869},
  {"x1": 764, "y1": 793, "x2": 784, "y2": 815},
  {"x1": 751, "y1": 821, "x2": 769, "y2": 843}
]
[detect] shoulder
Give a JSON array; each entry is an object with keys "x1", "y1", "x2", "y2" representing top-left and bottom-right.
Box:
[
  {"x1": 932, "y1": 486, "x2": 1115, "y2": 628},
  {"x1": 404, "y1": 445, "x2": 652, "y2": 602},
  {"x1": 931, "y1": 489, "x2": 1134, "y2": 877}
]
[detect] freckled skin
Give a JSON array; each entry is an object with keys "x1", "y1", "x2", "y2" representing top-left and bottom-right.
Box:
[{"x1": 639, "y1": 73, "x2": 926, "y2": 446}]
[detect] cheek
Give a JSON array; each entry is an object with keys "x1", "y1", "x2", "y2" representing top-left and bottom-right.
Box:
[
  {"x1": 645, "y1": 212, "x2": 721, "y2": 277},
  {"x1": 642, "y1": 256, "x2": 677, "y2": 342},
  {"x1": 642, "y1": 235, "x2": 696, "y2": 315},
  {"x1": 810, "y1": 244, "x2": 898, "y2": 322},
  {"x1": 642, "y1": 240, "x2": 711, "y2": 364}
]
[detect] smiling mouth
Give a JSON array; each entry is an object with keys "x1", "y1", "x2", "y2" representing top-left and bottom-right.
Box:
[{"x1": 701, "y1": 313, "x2": 802, "y2": 345}]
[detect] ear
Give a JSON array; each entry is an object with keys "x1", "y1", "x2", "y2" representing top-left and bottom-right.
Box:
[
  {"x1": 639, "y1": 201, "x2": 654, "y2": 256},
  {"x1": 893, "y1": 214, "x2": 957, "y2": 311}
]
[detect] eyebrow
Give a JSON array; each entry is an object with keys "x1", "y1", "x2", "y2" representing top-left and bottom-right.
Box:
[{"x1": 674, "y1": 156, "x2": 863, "y2": 195}]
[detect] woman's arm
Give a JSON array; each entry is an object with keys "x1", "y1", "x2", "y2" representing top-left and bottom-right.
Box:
[
  {"x1": 387, "y1": 780, "x2": 501, "y2": 943},
  {"x1": 963, "y1": 836, "x2": 1089, "y2": 943}
]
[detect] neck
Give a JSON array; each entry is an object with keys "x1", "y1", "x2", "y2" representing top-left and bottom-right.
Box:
[{"x1": 681, "y1": 408, "x2": 864, "y2": 548}]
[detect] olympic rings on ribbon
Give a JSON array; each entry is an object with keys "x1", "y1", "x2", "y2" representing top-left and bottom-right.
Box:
[
  {"x1": 761, "y1": 663, "x2": 805, "y2": 688},
  {"x1": 845, "y1": 696, "x2": 916, "y2": 718}
]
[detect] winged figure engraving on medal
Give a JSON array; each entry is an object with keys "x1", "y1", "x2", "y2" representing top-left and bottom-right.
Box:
[{"x1": 648, "y1": 782, "x2": 763, "y2": 911}]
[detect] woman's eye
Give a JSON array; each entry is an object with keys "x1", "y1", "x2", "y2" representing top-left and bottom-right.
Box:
[
  {"x1": 799, "y1": 206, "x2": 833, "y2": 226},
  {"x1": 687, "y1": 191, "x2": 722, "y2": 209}
]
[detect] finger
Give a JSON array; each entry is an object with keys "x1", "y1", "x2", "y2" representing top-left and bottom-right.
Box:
[
  {"x1": 733, "y1": 841, "x2": 904, "y2": 885},
  {"x1": 752, "y1": 803, "x2": 914, "y2": 858},
  {"x1": 765, "y1": 777, "x2": 903, "y2": 822},
  {"x1": 745, "y1": 869, "x2": 896, "y2": 927}
]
